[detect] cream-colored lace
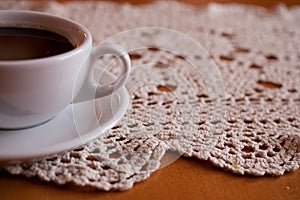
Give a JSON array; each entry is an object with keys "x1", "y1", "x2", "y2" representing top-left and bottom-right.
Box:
[{"x1": 0, "y1": 1, "x2": 299, "y2": 191}]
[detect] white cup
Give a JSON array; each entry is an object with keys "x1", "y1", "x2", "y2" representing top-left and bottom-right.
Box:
[{"x1": 0, "y1": 10, "x2": 131, "y2": 129}]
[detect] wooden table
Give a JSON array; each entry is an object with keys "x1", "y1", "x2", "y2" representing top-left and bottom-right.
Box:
[{"x1": 1, "y1": 1, "x2": 300, "y2": 200}]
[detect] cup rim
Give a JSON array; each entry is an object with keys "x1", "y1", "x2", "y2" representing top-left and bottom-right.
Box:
[{"x1": 0, "y1": 10, "x2": 92, "y2": 66}]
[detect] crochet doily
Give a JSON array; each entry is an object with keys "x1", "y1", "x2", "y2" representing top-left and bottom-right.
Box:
[{"x1": 0, "y1": 1, "x2": 300, "y2": 191}]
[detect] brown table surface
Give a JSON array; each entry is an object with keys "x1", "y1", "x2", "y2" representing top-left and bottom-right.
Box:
[{"x1": 1, "y1": 1, "x2": 300, "y2": 200}]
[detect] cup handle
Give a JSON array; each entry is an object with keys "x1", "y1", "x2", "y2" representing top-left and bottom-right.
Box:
[
  {"x1": 90, "y1": 42, "x2": 131, "y2": 97},
  {"x1": 72, "y1": 42, "x2": 131, "y2": 103}
]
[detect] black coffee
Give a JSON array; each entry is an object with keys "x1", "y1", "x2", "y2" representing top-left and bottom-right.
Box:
[{"x1": 0, "y1": 27, "x2": 74, "y2": 60}]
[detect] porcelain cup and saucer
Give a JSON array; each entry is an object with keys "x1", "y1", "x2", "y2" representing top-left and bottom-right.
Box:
[{"x1": 0, "y1": 11, "x2": 131, "y2": 161}]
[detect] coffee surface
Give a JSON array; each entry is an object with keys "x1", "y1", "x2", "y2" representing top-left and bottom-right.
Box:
[{"x1": 0, "y1": 27, "x2": 74, "y2": 60}]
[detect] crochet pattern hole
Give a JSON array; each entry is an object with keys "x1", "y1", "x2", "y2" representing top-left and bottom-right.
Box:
[
  {"x1": 221, "y1": 32, "x2": 233, "y2": 39},
  {"x1": 273, "y1": 146, "x2": 281, "y2": 152},
  {"x1": 259, "y1": 119, "x2": 267, "y2": 124},
  {"x1": 288, "y1": 117, "x2": 295, "y2": 122},
  {"x1": 228, "y1": 150, "x2": 235, "y2": 155},
  {"x1": 234, "y1": 47, "x2": 250, "y2": 53},
  {"x1": 219, "y1": 55, "x2": 235, "y2": 62},
  {"x1": 153, "y1": 62, "x2": 169, "y2": 68},
  {"x1": 227, "y1": 119, "x2": 237, "y2": 124},
  {"x1": 254, "y1": 88, "x2": 263, "y2": 93},
  {"x1": 224, "y1": 142, "x2": 235, "y2": 148},
  {"x1": 259, "y1": 144, "x2": 269, "y2": 150},
  {"x1": 257, "y1": 80, "x2": 282, "y2": 89},
  {"x1": 242, "y1": 154, "x2": 252, "y2": 159},
  {"x1": 242, "y1": 146, "x2": 255, "y2": 153},
  {"x1": 129, "y1": 53, "x2": 142, "y2": 60},
  {"x1": 61, "y1": 158, "x2": 70, "y2": 163},
  {"x1": 243, "y1": 119, "x2": 253, "y2": 124},
  {"x1": 157, "y1": 84, "x2": 176, "y2": 92},
  {"x1": 255, "y1": 153, "x2": 263, "y2": 158},
  {"x1": 288, "y1": 88, "x2": 297, "y2": 93},
  {"x1": 73, "y1": 147, "x2": 84, "y2": 152},
  {"x1": 197, "y1": 94, "x2": 209, "y2": 98},
  {"x1": 87, "y1": 164, "x2": 97, "y2": 170},
  {"x1": 267, "y1": 151, "x2": 276, "y2": 157},
  {"x1": 266, "y1": 54, "x2": 278, "y2": 61},
  {"x1": 273, "y1": 118, "x2": 281, "y2": 124},
  {"x1": 86, "y1": 155, "x2": 98, "y2": 161},
  {"x1": 148, "y1": 47, "x2": 160, "y2": 51},
  {"x1": 249, "y1": 63, "x2": 263, "y2": 69},
  {"x1": 175, "y1": 54, "x2": 186, "y2": 60}
]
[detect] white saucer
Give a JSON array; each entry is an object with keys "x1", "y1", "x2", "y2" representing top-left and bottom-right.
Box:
[{"x1": 0, "y1": 68, "x2": 129, "y2": 161}]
